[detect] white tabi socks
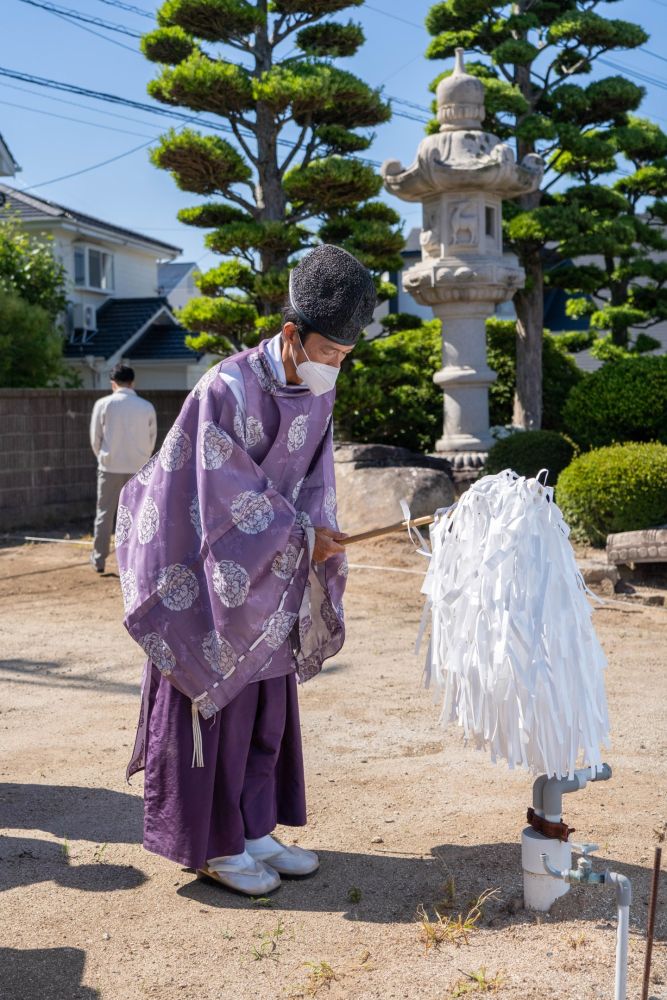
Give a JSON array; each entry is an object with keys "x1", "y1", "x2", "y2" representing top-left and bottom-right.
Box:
[
  {"x1": 202, "y1": 849, "x2": 281, "y2": 896},
  {"x1": 245, "y1": 834, "x2": 319, "y2": 877}
]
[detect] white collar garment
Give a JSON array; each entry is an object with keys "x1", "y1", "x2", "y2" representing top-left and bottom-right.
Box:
[{"x1": 218, "y1": 332, "x2": 285, "y2": 416}]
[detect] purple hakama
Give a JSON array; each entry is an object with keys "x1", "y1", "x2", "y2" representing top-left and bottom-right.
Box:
[{"x1": 143, "y1": 672, "x2": 306, "y2": 868}]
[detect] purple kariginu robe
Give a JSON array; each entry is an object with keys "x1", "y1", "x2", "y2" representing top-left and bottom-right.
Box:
[{"x1": 116, "y1": 339, "x2": 347, "y2": 774}]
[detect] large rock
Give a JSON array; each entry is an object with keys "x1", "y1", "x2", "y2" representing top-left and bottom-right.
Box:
[
  {"x1": 607, "y1": 526, "x2": 667, "y2": 566},
  {"x1": 334, "y1": 443, "x2": 455, "y2": 535}
]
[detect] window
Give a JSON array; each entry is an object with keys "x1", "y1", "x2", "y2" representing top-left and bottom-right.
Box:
[
  {"x1": 74, "y1": 247, "x2": 86, "y2": 285},
  {"x1": 485, "y1": 206, "x2": 496, "y2": 239},
  {"x1": 73, "y1": 245, "x2": 114, "y2": 291}
]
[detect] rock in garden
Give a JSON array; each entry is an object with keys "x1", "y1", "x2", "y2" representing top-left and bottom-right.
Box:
[{"x1": 334, "y1": 443, "x2": 455, "y2": 534}]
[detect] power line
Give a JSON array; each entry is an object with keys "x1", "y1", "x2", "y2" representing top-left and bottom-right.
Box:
[
  {"x1": 0, "y1": 65, "x2": 383, "y2": 160},
  {"x1": 599, "y1": 56, "x2": 667, "y2": 93},
  {"x1": 0, "y1": 66, "x2": 382, "y2": 177},
  {"x1": 389, "y1": 94, "x2": 431, "y2": 114},
  {"x1": 0, "y1": 78, "x2": 176, "y2": 132},
  {"x1": 16, "y1": 0, "x2": 141, "y2": 36},
  {"x1": 92, "y1": 0, "x2": 153, "y2": 17},
  {"x1": 49, "y1": 9, "x2": 142, "y2": 53},
  {"x1": 0, "y1": 96, "x2": 159, "y2": 139},
  {"x1": 639, "y1": 47, "x2": 667, "y2": 67},
  {"x1": 21, "y1": 139, "x2": 155, "y2": 191},
  {"x1": 0, "y1": 66, "x2": 243, "y2": 134},
  {"x1": 363, "y1": 4, "x2": 424, "y2": 31}
]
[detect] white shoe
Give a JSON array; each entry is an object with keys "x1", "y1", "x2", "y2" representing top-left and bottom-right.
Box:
[
  {"x1": 198, "y1": 849, "x2": 281, "y2": 896},
  {"x1": 245, "y1": 834, "x2": 319, "y2": 877}
]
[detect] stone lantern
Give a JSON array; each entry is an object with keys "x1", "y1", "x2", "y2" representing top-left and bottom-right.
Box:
[{"x1": 382, "y1": 49, "x2": 544, "y2": 477}]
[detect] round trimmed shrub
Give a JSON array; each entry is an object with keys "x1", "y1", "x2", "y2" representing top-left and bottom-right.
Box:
[
  {"x1": 483, "y1": 430, "x2": 576, "y2": 482},
  {"x1": 563, "y1": 356, "x2": 667, "y2": 450},
  {"x1": 556, "y1": 442, "x2": 667, "y2": 546}
]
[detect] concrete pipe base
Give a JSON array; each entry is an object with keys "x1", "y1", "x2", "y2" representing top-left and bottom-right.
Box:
[{"x1": 522, "y1": 826, "x2": 571, "y2": 911}]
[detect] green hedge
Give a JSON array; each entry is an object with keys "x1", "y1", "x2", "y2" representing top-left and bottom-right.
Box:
[
  {"x1": 556, "y1": 442, "x2": 667, "y2": 546},
  {"x1": 334, "y1": 320, "x2": 442, "y2": 452},
  {"x1": 334, "y1": 318, "x2": 583, "y2": 453},
  {"x1": 484, "y1": 430, "x2": 576, "y2": 482},
  {"x1": 563, "y1": 355, "x2": 667, "y2": 450}
]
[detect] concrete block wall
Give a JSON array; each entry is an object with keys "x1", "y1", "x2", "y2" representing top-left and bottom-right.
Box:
[{"x1": 0, "y1": 389, "x2": 188, "y2": 531}]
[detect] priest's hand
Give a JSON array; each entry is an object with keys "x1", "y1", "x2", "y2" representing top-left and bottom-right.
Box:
[{"x1": 313, "y1": 526, "x2": 347, "y2": 563}]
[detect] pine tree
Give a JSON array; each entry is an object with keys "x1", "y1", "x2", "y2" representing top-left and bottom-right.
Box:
[
  {"x1": 546, "y1": 115, "x2": 667, "y2": 355},
  {"x1": 424, "y1": 1, "x2": 648, "y2": 427},
  {"x1": 142, "y1": 0, "x2": 405, "y2": 355}
]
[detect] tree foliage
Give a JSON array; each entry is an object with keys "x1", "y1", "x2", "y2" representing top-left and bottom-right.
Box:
[
  {"x1": 0, "y1": 290, "x2": 70, "y2": 388},
  {"x1": 144, "y1": 0, "x2": 403, "y2": 355},
  {"x1": 0, "y1": 217, "x2": 72, "y2": 388},
  {"x1": 0, "y1": 216, "x2": 67, "y2": 319},
  {"x1": 423, "y1": 1, "x2": 650, "y2": 426}
]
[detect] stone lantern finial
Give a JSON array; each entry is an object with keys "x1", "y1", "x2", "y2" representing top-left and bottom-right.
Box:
[
  {"x1": 437, "y1": 48, "x2": 485, "y2": 132},
  {"x1": 381, "y1": 47, "x2": 544, "y2": 478}
]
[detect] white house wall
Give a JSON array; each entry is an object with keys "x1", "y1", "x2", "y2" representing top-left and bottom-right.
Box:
[
  {"x1": 114, "y1": 247, "x2": 161, "y2": 298},
  {"x1": 37, "y1": 229, "x2": 165, "y2": 302}
]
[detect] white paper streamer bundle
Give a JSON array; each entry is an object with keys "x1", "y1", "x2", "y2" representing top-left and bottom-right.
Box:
[{"x1": 420, "y1": 469, "x2": 610, "y2": 779}]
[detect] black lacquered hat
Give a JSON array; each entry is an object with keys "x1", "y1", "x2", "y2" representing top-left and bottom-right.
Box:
[{"x1": 288, "y1": 244, "x2": 377, "y2": 346}]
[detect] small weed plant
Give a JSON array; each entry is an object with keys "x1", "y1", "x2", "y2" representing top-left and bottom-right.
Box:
[
  {"x1": 417, "y1": 888, "x2": 500, "y2": 952},
  {"x1": 251, "y1": 919, "x2": 285, "y2": 962},
  {"x1": 449, "y1": 968, "x2": 503, "y2": 996}
]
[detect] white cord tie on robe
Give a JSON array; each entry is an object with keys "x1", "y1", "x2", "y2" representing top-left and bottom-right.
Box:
[{"x1": 191, "y1": 701, "x2": 204, "y2": 768}]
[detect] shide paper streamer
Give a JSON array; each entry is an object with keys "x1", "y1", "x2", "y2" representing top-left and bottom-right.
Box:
[{"x1": 416, "y1": 469, "x2": 610, "y2": 780}]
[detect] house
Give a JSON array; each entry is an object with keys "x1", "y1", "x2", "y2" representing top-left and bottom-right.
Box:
[
  {"x1": 391, "y1": 227, "x2": 667, "y2": 372},
  {"x1": 158, "y1": 260, "x2": 201, "y2": 311},
  {"x1": 0, "y1": 133, "x2": 20, "y2": 178},
  {"x1": 0, "y1": 183, "x2": 213, "y2": 389}
]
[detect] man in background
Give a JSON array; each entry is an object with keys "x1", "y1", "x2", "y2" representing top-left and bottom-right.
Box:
[{"x1": 89, "y1": 363, "x2": 156, "y2": 573}]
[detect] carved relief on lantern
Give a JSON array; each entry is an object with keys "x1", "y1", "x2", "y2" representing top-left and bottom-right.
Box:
[
  {"x1": 448, "y1": 199, "x2": 478, "y2": 249},
  {"x1": 419, "y1": 198, "x2": 442, "y2": 259}
]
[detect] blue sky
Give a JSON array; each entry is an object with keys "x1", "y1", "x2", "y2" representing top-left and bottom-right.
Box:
[{"x1": 2, "y1": 0, "x2": 666, "y2": 269}]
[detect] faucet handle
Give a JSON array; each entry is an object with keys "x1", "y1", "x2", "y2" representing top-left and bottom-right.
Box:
[{"x1": 571, "y1": 842, "x2": 599, "y2": 857}]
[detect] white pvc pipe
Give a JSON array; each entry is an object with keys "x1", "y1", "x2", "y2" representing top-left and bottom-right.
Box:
[{"x1": 615, "y1": 903, "x2": 629, "y2": 1000}]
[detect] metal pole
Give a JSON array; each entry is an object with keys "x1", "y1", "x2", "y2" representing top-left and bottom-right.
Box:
[{"x1": 641, "y1": 845, "x2": 662, "y2": 1000}]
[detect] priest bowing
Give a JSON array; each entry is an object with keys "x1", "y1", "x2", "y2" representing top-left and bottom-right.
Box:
[{"x1": 116, "y1": 245, "x2": 376, "y2": 896}]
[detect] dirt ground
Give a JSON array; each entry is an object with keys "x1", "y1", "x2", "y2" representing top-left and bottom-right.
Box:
[{"x1": 1, "y1": 532, "x2": 666, "y2": 1000}]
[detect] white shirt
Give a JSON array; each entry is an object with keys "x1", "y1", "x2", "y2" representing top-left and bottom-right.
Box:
[
  {"x1": 219, "y1": 333, "x2": 285, "y2": 418},
  {"x1": 90, "y1": 388, "x2": 157, "y2": 474}
]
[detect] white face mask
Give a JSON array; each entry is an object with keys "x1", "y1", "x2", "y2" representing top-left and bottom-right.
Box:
[{"x1": 293, "y1": 336, "x2": 339, "y2": 396}]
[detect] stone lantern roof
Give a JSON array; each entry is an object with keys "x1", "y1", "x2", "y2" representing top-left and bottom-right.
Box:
[{"x1": 437, "y1": 49, "x2": 486, "y2": 131}]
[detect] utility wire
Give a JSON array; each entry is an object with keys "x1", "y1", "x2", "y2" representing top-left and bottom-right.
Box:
[
  {"x1": 0, "y1": 96, "x2": 159, "y2": 139},
  {"x1": 0, "y1": 78, "x2": 176, "y2": 131},
  {"x1": 16, "y1": 0, "x2": 141, "y2": 36},
  {"x1": 0, "y1": 66, "x2": 383, "y2": 164},
  {"x1": 21, "y1": 139, "x2": 155, "y2": 191},
  {"x1": 92, "y1": 0, "x2": 154, "y2": 17},
  {"x1": 363, "y1": 4, "x2": 424, "y2": 31},
  {"x1": 0, "y1": 66, "x2": 244, "y2": 134},
  {"x1": 49, "y1": 9, "x2": 143, "y2": 53}
]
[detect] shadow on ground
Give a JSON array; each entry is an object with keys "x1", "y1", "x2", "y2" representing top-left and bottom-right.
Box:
[
  {"x1": 0, "y1": 659, "x2": 139, "y2": 697},
  {"x1": 0, "y1": 783, "x2": 143, "y2": 844},
  {"x1": 0, "y1": 947, "x2": 100, "y2": 999},
  {"x1": 177, "y1": 842, "x2": 662, "y2": 933},
  {"x1": 0, "y1": 835, "x2": 146, "y2": 894}
]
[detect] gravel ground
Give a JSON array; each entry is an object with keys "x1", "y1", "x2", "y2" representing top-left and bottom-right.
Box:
[{"x1": 0, "y1": 534, "x2": 666, "y2": 1000}]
